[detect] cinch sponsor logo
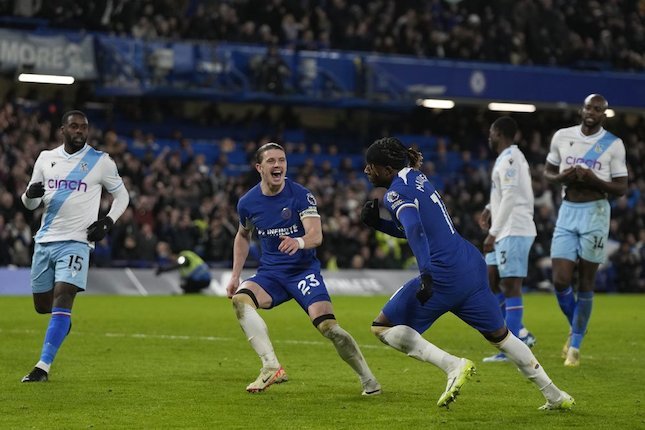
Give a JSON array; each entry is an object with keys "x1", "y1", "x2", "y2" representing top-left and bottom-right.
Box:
[
  {"x1": 47, "y1": 178, "x2": 88, "y2": 192},
  {"x1": 565, "y1": 156, "x2": 602, "y2": 170}
]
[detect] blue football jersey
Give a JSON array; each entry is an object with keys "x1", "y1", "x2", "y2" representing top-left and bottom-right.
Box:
[
  {"x1": 237, "y1": 178, "x2": 321, "y2": 271},
  {"x1": 383, "y1": 168, "x2": 483, "y2": 285}
]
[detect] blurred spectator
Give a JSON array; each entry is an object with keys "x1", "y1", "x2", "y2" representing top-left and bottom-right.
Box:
[
  {"x1": 21, "y1": 0, "x2": 643, "y2": 71},
  {"x1": 136, "y1": 223, "x2": 159, "y2": 262},
  {"x1": 111, "y1": 207, "x2": 140, "y2": 261},
  {"x1": 252, "y1": 44, "x2": 291, "y2": 94},
  {"x1": 0, "y1": 97, "x2": 642, "y2": 293},
  {"x1": 7, "y1": 212, "x2": 32, "y2": 266},
  {"x1": 610, "y1": 240, "x2": 642, "y2": 292},
  {"x1": 0, "y1": 214, "x2": 12, "y2": 265}
]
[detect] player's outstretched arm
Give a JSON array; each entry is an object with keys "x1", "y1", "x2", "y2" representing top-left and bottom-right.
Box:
[{"x1": 227, "y1": 225, "x2": 251, "y2": 298}]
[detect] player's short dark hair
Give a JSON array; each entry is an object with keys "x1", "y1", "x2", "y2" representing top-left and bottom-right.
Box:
[
  {"x1": 366, "y1": 137, "x2": 422, "y2": 169},
  {"x1": 491, "y1": 116, "x2": 518, "y2": 141},
  {"x1": 61, "y1": 110, "x2": 87, "y2": 125},
  {"x1": 255, "y1": 142, "x2": 285, "y2": 163}
]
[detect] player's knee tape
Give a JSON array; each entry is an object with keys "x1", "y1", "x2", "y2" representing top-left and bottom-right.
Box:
[
  {"x1": 485, "y1": 328, "x2": 510, "y2": 345},
  {"x1": 312, "y1": 313, "x2": 336, "y2": 329},
  {"x1": 233, "y1": 288, "x2": 259, "y2": 309}
]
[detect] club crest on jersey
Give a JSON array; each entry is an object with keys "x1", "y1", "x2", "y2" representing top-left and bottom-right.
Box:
[
  {"x1": 594, "y1": 144, "x2": 602, "y2": 153},
  {"x1": 79, "y1": 161, "x2": 89, "y2": 172},
  {"x1": 306, "y1": 193, "x2": 317, "y2": 206},
  {"x1": 281, "y1": 207, "x2": 292, "y2": 219},
  {"x1": 386, "y1": 191, "x2": 400, "y2": 203}
]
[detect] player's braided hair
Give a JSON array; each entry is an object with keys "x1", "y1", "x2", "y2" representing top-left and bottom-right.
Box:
[
  {"x1": 366, "y1": 137, "x2": 422, "y2": 169},
  {"x1": 255, "y1": 142, "x2": 285, "y2": 163}
]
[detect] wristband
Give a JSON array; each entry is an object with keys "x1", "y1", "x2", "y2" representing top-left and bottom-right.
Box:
[{"x1": 296, "y1": 237, "x2": 305, "y2": 249}]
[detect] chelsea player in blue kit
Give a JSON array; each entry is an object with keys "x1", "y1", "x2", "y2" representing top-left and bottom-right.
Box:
[
  {"x1": 361, "y1": 137, "x2": 573, "y2": 410},
  {"x1": 226, "y1": 143, "x2": 381, "y2": 395}
]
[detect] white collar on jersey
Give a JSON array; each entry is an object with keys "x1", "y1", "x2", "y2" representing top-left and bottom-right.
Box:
[
  {"x1": 576, "y1": 125, "x2": 605, "y2": 140},
  {"x1": 60, "y1": 143, "x2": 89, "y2": 158}
]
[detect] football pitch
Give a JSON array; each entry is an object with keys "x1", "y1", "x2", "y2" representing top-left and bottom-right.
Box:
[{"x1": 1, "y1": 294, "x2": 642, "y2": 429}]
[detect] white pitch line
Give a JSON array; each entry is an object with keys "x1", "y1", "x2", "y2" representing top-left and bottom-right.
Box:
[
  {"x1": 124, "y1": 268, "x2": 149, "y2": 296},
  {"x1": 1, "y1": 328, "x2": 621, "y2": 359}
]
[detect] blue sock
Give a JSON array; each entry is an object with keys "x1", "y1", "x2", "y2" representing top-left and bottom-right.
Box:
[
  {"x1": 505, "y1": 297, "x2": 523, "y2": 337},
  {"x1": 571, "y1": 291, "x2": 593, "y2": 349},
  {"x1": 496, "y1": 292, "x2": 506, "y2": 319},
  {"x1": 40, "y1": 307, "x2": 72, "y2": 366},
  {"x1": 555, "y1": 287, "x2": 575, "y2": 325}
]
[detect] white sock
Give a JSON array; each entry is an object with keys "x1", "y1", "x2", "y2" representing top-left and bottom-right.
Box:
[
  {"x1": 36, "y1": 360, "x2": 50, "y2": 373},
  {"x1": 237, "y1": 304, "x2": 280, "y2": 369},
  {"x1": 498, "y1": 332, "x2": 560, "y2": 400},
  {"x1": 378, "y1": 325, "x2": 459, "y2": 373},
  {"x1": 325, "y1": 324, "x2": 377, "y2": 386}
]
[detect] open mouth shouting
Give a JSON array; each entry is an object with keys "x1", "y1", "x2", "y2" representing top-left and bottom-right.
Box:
[{"x1": 270, "y1": 169, "x2": 284, "y2": 181}]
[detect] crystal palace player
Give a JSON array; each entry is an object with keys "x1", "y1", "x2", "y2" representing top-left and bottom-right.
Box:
[
  {"x1": 544, "y1": 94, "x2": 628, "y2": 367},
  {"x1": 225, "y1": 143, "x2": 381, "y2": 395},
  {"x1": 21, "y1": 110, "x2": 129, "y2": 382},
  {"x1": 361, "y1": 137, "x2": 573, "y2": 410},
  {"x1": 479, "y1": 116, "x2": 537, "y2": 362}
]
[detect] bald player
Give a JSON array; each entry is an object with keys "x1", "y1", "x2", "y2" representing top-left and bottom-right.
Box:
[{"x1": 544, "y1": 94, "x2": 628, "y2": 367}]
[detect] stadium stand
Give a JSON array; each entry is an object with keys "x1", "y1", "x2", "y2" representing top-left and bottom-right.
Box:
[
  {"x1": 3, "y1": 0, "x2": 642, "y2": 71},
  {"x1": 0, "y1": 1, "x2": 642, "y2": 292}
]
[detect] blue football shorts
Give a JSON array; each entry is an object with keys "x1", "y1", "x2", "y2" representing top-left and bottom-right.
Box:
[
  {"x1": 551, "y1": 199, "x2": 610, "y2": 264},
  {"x1": 244, "y1": 267, "x2": 331, "y2": 311},
  {"x1": 31, "y1": 241, "x2": 91, "y2": 293},
  {"x1": 484, "y1": 251, "x2": 496, "y2": 266},
  {"x1": 486, "y1": 236, "x2": 534, "y2": 278},
  {"x1": 381, "y1": 264, "x2": 505, "y2": 335}
]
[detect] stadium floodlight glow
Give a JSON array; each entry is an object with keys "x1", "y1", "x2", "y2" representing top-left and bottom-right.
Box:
[
  {"x1": 606, "y1": 109, "x2": 615, "y2": 118},
  {"x1": 18, "y1": 73, "x2": 75, "y2": 85},
  {"x1": 488, "y1": 102, "x2": 536, "y2": 113},
  {"x1": 418, "y1": 99, "x2": 455, "y2": 109}
]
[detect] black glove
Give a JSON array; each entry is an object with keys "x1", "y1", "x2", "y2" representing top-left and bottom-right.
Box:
[
  {"x1": 155, "y1": 266, "x2": 164, "y2": 276},
  {"x1": 360, "y1": 199, "x2": 380, "y2": 228},
  {"x1": 87, "y1": 216, "x2": 114, "y2": 242},
  {"x1": 26, "y1": 182, "x2": 45, "y2": 198},
  {"x1": 416, "y1": 273, "x2": 433, "y2": 305}
]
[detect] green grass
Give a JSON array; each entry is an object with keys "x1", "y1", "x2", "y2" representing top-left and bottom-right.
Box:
[{"x1": 0, "y1": 294, "x2": 642, "y2": 429}]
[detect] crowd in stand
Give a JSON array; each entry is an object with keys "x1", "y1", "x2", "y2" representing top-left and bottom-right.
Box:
[
  {"x1": 4, "y1": 0, "x2": 644, "y2": 71},
  {"x1": 0, "y1": 0, "x2": 643, "y2": 292},
  {"x1": 0, "y1": 99, "x2": 643, "y2": 292}
]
